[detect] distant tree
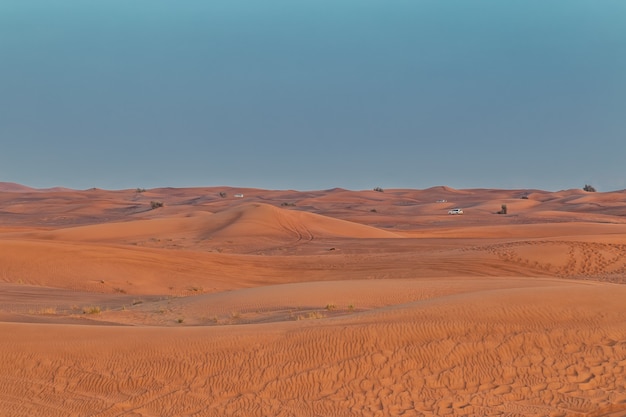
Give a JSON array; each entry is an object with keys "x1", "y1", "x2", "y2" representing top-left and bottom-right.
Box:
[
  {"x1": 583, "y1": 184, "x2": 597, "y2": 192},
  {"x1": 373, "y1": 187, "x2": 384, "y2": 193}
]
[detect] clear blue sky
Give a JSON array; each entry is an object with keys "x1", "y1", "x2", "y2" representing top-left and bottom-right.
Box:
[{"x1": 1, "y1": 1, "x2": 625, "y2": 191}]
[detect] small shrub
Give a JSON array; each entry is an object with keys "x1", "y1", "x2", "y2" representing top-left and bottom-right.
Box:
[
  {"x1": 583, "y1": 184, "x2": 596, "y2": 192},
  {"x1": 83, "y1": 306, "x2": 101, "y2": 314},
  {"x1": 373, "y1": 187, "x2": 384, "y2": 192},
  {"x1": 370, "y1": 209, "x2": 377, "y2": 213},
  {"x1": 150, "y1": 201, "x2": 164, "y2": 209},
  {"x1": 498, "y1": 204, "x2": 507, "y2": 214},
  {"x1": 176, "y1": 318, "x2": 184, "y2": 324},
  {"x1": 136, "y1": 188, "x2": 146, "y2": 193},
  {"x1": 325, "y1": 303, "x2": 336, "y2": 311},
  {"x1": 219, "y1": 192, "x2": 227, "y2": 198}
]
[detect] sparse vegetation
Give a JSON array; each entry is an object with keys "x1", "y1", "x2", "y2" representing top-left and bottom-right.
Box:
[
  {"x1": 373, "y1": 187, "x2": 384, "y2": 192},
  {"x1": 281, "y1": 202, "x2": 296, "y2": 207},
  {"x1": 348, "y1": 304, "x2": 355, "y2": 311},
  {"x1": 219, "y1": 191, "x2": 227, "y2": 198},
  {"x1": 583, "y1": 184, "x2": 597, "y2": 192},
  {"x1": 150, "y1": 201, "x2": 164, "y2": 209},
  {"x1": 370, "y1": 209, "x2": 377, "y2": 213},
  {"x1": 176, "y1": 318, "x2": 184, "y2": 324},
  {"x1": 136, "y1": 188, "x2": 146, "y2": 193},
  {"x1": 83, "y1": 306, "x2": 101, "y2": 315},
  {"x1": 325, "y1": 303, "x2": 336, "y2": 311},
  {"x1": 498, "y1": 204, "x2": 507, "y2": 215},
  {"x1": 297, "y1": 311, "x2": 325, "y2": 320}
]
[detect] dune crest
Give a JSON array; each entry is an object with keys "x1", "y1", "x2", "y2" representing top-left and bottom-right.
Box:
[{"x1": 205, "y1": 203, "x2": 400, "y2": 239}]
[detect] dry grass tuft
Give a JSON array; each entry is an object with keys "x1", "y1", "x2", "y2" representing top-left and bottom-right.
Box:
[{"x1": 83, "y1": 306, "x2": 101, "y2": 315}]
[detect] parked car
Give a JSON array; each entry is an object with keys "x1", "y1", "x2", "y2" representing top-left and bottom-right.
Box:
[{"x1": 448, "y1": 208, "x2": 463, "y2": 215}]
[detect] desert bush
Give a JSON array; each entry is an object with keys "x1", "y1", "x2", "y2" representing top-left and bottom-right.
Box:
[
  {"x1": 150, "y1": 201, "x2": 164, "y2": 209},
  {"x1": 136, "y1": 188, "x2": 146, "y2": 193},
  {"x1": 83, "y1": 306, "x2": 101, "y2": 314},
  {"x1": 373, "y1": 187, "x2": 384, "y2": 192},
  {"x1": 219, "y1": 192, "x2": 227, "y2": 198},
  {"x1": 498, "y1": 204, "x2": 507, "y2": 214},
  {"x1": 583, "y1": 184, "x2": 597, "y2": 192}
]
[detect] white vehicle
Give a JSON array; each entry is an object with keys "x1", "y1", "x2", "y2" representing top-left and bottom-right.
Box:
[{"x1": 448, "y1": 208, "x2": 463, "y2": 215}]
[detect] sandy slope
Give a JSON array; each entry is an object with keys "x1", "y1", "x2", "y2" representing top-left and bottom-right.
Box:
[{"x1": 1, "y1": 185, "x2": 626, "y2": 416}]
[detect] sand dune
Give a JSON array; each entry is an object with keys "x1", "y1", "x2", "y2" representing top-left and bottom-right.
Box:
[
  {"x1": 1, "y1": 280, "x2": 624, "y2": 417},
  {"x1": 0, "y1": 182, "x2": 37, "y2": 192},
  {"x1": 1, "y1": 185, "x2": 626, "y2": 416}
]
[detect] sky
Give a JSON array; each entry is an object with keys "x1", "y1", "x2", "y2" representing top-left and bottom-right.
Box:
[{"x1": 1, "y1": 1, "x2": 625, "y2": 191}]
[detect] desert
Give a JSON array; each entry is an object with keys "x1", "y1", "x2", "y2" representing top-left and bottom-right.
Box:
[{"x1": 1, "y1": 183, "x2": 625, "y2": 417}]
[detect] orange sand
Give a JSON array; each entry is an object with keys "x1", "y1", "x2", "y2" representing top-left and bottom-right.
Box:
[{"x1": 1, "y1": 184, "x2": 625, "y2": 416}]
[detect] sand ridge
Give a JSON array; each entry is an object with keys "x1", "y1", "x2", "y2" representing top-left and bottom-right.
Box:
[{"x1": 1, "y1": 185, "x2": 626, "y2": 416}]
